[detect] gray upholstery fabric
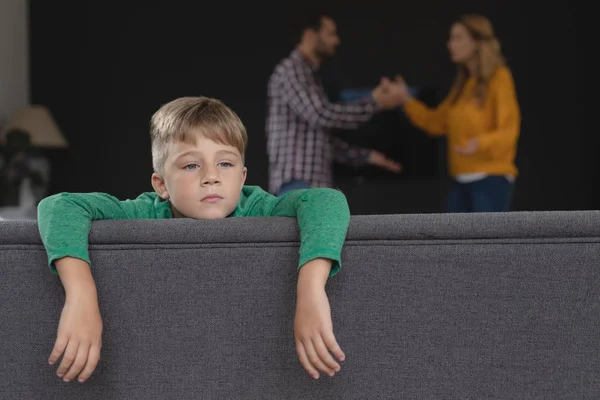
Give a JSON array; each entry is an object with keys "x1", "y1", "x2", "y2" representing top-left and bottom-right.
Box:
[{"x1": 1, "y1": 211, "x2": 599, "y2": 399}]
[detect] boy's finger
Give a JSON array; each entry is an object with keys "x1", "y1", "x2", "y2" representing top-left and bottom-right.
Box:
[
  {"x1": 322, "y1": 329, "x2": 345, "y2": 362},
  {"x1": 296, "y1": 341, "x2": 319, "y2": 379},
  {"x1": 56, "y1": 339, "x2": 78, "y2": 378},
  {"x1": 303, "y1": 339, "x2": 334, "y2": 377},
  {"x1": 48, "y1": 335, "x2": 68, "y2": 365},
  {"x1": 77, "y1": 343, "x2": 100, "y2": 383},
  {"x1": 313, "y1": 334, "x2": 340, "y2": 373},
  {"x1": 63, "y1": 343, "x2": 90, "y2": 382}
]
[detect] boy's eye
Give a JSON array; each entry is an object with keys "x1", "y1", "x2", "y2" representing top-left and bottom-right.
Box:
[
  {"x1": 218, "y1": 162, "x2": 233, "y2": 168},
  {"x1": 184, "y1": 164, "x2": 199, "y2": 170}
]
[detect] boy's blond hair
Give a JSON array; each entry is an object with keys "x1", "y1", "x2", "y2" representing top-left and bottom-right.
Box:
[{"x1": 150, "y1": 96, "x2": 248, "y2": 173}]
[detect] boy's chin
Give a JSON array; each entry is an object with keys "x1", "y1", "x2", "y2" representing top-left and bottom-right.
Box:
[{"x1": 184, "y1": 207, "x2": 232, "y2": 220}]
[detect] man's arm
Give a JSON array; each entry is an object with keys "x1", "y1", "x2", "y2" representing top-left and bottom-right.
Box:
[
  {"x1": 332, "y1": 137, "x2": 403, "y2": 173},
  {"x1": 331, "y1": 136, "x2": 372, "y2": 168},
  {"x1": 278, "y1": 64, "x2": 393, "y2": 130}
]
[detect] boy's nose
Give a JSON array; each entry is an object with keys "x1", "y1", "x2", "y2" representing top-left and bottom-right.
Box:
[
  {"x1": 202, "y1": 178, "x2": 219, "y2": 185},
  {"x1": 201, "y1": 164, "x2": 222, "y2": 185},
  {"x1": 201, "y1": 172, "x2": 220, "y2": 186}
]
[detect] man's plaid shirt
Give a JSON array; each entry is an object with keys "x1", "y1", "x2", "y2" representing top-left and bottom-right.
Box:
[{"x1": 266, "y1": 50, "x2": 379, "y2": 194}]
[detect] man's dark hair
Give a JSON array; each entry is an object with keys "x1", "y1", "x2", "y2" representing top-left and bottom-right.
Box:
[{"x1": 291, "y1": 9, "x2": 334, "y2": 44}]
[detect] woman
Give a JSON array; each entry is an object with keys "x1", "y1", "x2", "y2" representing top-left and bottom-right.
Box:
[{"x1": 396, "y1": 14, "x2": 521, "y2": 212}]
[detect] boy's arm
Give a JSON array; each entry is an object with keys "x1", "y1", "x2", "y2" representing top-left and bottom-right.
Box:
[
  {"x1": 38, "y1": 192, "x2": 164, "y2": 273},
  {"x1": 294, "y1": 257, "x2": 345, "y2": 379},
  {"x1": 244, "y1": 187, "x2": 351, "y2": 277},
  {"x1": 241, "y1": 187, "x2": 350, "y2": 378},
  {"x1": 37, "y1": 191, "x2": 164, "y2": 383},
  {"x1": 49, "y1": 257, "x2": 102, "y2": 383}
]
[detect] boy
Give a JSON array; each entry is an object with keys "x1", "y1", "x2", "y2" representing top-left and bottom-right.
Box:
[{"x1": 37, "y1": 96, "x2": 350, "y2": 384}]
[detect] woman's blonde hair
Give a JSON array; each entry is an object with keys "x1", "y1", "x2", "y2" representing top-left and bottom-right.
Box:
[{"x1": 451, "y1": 14, "x2": 505, "y2": 106}]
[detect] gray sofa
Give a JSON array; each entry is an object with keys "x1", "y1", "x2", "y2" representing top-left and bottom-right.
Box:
[{"x1": 1, "y1": 211, "x2": 599, "y2": 399}]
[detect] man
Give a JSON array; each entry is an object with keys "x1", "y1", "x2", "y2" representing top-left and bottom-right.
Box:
[{"x1": 266, "y1": 10, "x2": 404, "y2": 196}]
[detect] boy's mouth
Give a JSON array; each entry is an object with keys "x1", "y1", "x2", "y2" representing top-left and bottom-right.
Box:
[{"x1": 201, "y1": 194, "x2": 223, "y2": 203}]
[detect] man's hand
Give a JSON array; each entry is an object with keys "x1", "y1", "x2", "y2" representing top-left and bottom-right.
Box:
[
  {"x1": 368, "y1": 151, "x2": 403, "y2": 173},
  {"x1": 295, "y1": 258, "x2": 344, "y2": 379},
  {"x1": 372, "y1": 77, "x2": 405, "y2": 110},
  {"x1": 454, "y1": 138, "x2": 479, "y2": 156},
  {"x1": 49, "y1": 257, "x2": 103, "y2": 383}
]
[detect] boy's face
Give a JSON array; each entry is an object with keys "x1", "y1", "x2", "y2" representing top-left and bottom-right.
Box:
[{"x1": 151, "y1": 133, "x2": 247, "y2": 219}]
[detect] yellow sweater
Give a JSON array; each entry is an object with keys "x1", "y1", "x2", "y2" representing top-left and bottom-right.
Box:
[{"x1": 404, "y1": 66, "x2": 521, "y2": 178}]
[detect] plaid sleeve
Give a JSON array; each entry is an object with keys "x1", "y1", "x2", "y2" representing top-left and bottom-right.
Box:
[
  {"x1": 279, "y1": 63, "x2": 379, "y2": 129},
  {"x1": 331, "y1": 136, "x2": 372, "y2": 168}
]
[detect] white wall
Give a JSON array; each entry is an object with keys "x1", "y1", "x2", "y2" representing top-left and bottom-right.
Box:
[{"x1": 0, "y1": 0, "x2": 29, "y2": 126}]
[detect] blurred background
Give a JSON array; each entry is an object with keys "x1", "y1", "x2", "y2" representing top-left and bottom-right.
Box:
[{"x1": 0, "y1": 1, "x2": 593, "y2": 216}]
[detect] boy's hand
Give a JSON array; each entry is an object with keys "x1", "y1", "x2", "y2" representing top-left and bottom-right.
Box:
[
  {"x1": 294, "y1": 258, "x2": 345, "y2": 379},
  {"x1": 50, "y1": 258, "x2": 103, "y2": 383}
]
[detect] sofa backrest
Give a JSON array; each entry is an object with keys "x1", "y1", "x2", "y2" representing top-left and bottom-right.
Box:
[{"x1": 1, "y1": 211, "x2": 599, "y2": 399}]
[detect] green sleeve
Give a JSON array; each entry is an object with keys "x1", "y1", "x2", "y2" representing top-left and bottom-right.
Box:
[
  {"x1": 37, "y1": 192, "x2": 169, "y2": 274},
  {"x1": 238, "y1": 186, "x2": 351, "y2": 277}
]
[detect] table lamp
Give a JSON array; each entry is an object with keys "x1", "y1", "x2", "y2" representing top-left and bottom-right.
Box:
[{"x1": 0, "y1": 105, "x2": 68, "y2": 148}]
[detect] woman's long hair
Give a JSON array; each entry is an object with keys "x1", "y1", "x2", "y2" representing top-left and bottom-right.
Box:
[{"x1": 451, "y1": 15, "x2": 505, "y2": 106}]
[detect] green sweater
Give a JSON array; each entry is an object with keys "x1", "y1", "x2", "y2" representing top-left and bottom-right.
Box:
[{"x1": 37, "y1": 185, "x2": 350, "y2": 277}]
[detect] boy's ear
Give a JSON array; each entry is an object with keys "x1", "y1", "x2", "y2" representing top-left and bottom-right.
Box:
[
  {"x1": 151, "y1": 172, "x2": 169, "y2": 200},
  {"x1": 240, "y1": 167, "x2": 247, "y2": 190}
]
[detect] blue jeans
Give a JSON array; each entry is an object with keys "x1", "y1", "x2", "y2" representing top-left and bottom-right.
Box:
[
  {"x1": 277, "y1": 180, "x2": 311, "y2": 196},
  {"x1": 446, "y1": 176, "x2": 514, "y2": 213}
]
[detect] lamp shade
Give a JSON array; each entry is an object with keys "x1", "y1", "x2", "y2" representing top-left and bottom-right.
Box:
[{"x1": 1, "y1": 105, "x2": 68, "y2": 148}]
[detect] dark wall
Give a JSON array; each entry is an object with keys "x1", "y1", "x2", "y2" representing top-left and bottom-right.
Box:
[{"x1": 29, "y1": 1, "x2": 591, "y2": 214}]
